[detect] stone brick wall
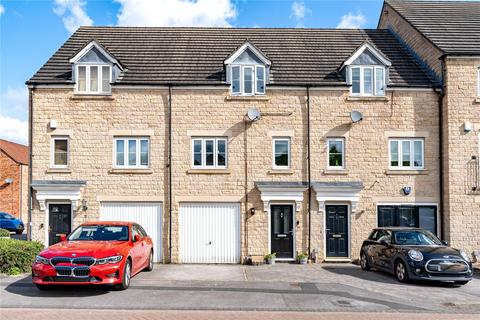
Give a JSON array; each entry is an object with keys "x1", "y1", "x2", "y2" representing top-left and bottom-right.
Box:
[
  {"x1": 378, "y1": 3, "x2": 443, "y2": 82},
  {"x1": 0, "y1": 151, "x2": 22, "y2": 217},
  {"x1": 443, "y1": 57, "x2": 480, "y2": 255},
  {"x1": 31, "y1": 86, "x2": 440, "y2": 262}
]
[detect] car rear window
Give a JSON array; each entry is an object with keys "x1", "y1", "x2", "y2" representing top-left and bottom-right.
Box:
[{"x1": 68, "y1": 225, "x2": 129, "y2": 241}]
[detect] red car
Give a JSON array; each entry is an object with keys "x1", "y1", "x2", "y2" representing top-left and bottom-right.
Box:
[{"x1": 32, "y1": 221, "x2": 154, "y2": 290}]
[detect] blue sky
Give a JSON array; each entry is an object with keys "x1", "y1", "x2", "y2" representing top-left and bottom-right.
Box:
[{"x1": 0, "y1": 0, "x2": 385, "y2": 144}]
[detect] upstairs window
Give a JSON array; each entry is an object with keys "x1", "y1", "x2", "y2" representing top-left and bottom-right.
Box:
[
  {"x1": 76, "y1": 65, "x2": 111, "y2": 94},
  {"x1": 327, "y1": 138, "x2": 345, "y2": 169},
  {"x1": 389, "y1": 138, "x2": 424, "y2": 170},
  {"x1": 272, "y1": 138, "x2": 290, "y2": 169},
  {"x1": 115, "y1": 137, "x2": 150, "y2": 169},
  {"x1": 192, "y1": 137, "x2": 227, "y2": 169},
  {"x1": 477, "y1": 67, "x2": 480, "y2": 97},
  {"x1": 231, "y1": 65, "x2": 265, "y2": 96},
  {"x1": 351, "y1": 66, "x2": 385, "y2": 96},
  {"x1": 51, "y1": 137, "x2": 69, "y2": 168}
]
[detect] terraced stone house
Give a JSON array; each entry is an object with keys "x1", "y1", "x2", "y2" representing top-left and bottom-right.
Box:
[{"x1": 26, "y1": 0, "x2": 479, "y2": 263}]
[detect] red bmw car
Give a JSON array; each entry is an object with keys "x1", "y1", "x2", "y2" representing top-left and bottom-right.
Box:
[{"x1": 32, "y1": 221, "x2": 154, "y2": 290}]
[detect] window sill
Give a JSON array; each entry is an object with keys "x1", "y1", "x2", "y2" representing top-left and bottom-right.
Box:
[
  {"x1": 108, "y1": 168, "x2": 153, "y2": 174},
  {"x1": 187, "y1": 169, "x2": 231, "y2": 174},
  {"x1": 268, "y1": 169, "x2": 293, "y2": 175},
  {"x1": 71, "y1": 94, "x2": 114, "y2": 101},
  {"x1": 46, "y1": 168, "x2": 72, "y2": 174},
  {"x1": 346, "y1": 96, "x2": 389, "y2": 102},
  {"x1": 225, "y1": 95, "x2": 269, "y2": 101},
  {"x1": 323, "y1": 169, "x2": 349, "y2": 175},
  {"x1": 385, "y1": 169, "x2": 429, "y2": 175}
]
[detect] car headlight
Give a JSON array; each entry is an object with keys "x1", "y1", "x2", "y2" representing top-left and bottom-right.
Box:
[
  {"x1": 408, "y1": 250, "x2": 424, "y2": 262},
  {"x1": 35, "y1": 255, "x2": 50, "y2": 265},
  {"x1": 95, "y1": 255, "x2": 123, "y2": 265},
  {"x1": 460, "y1": 251, "x2": 471, "y2": 262}
]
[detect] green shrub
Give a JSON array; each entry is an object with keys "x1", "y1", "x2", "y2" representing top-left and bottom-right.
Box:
[
  {"x1": 0, "y1": 238, "x2": 44, "y2": 275},
  {"x1": 0, "y1": 229, "x2": 10, "y2": 237}
]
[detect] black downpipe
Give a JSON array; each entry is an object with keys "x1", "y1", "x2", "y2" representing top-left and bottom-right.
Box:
[
  {"x1": 168, "y1": 85, "x2": 173, "y2": 263},
  {"x1": 27, "y1": 87, "x2": 33, "y2": 241},
  {"x1": 439, "y1": 58, "x2": 446, "y2": 240},
  {"x1": 306, "y1": 86, "x2": 311, "y2": 258}
]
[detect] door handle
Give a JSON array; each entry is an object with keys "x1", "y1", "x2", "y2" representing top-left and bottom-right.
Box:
[
  {"x1": 332, "y1": 234, "x2": 342, "y2": 238},
  {"x1": 207, "y1": 241, "x2": 212, "y2": 245}
]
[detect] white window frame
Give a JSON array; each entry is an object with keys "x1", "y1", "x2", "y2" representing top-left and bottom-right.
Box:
[
  {"x1": 75, "y1": 64, "x2": 112, "y2": 95},
  {"x1": 350, "y1": 65, "x2": 386, "y2": 97},
  {"x1": 327, "y1": 138, "x2": 345, "y2": 170},
  {"x1": 230, "y1": 65, "x2": 266, "y2": 96},
  {"x1": 191, "y1": 137, "x2": 228, "y2": 169},
  {"x1": 388, "y1": 138, "x2": 424, "y2": 170},
  {"x1": 272, "y1": 138, "x2": 291, "y2": 170},
  {"x1": 50, "y1": 136, "x2": 69, "y2": 168},
  {"x1": 113, "y1": 137, "x2": 150, "y2": 169},
  {"x1": 477, "y1": 67, "x2": 480, "y2": 97}
]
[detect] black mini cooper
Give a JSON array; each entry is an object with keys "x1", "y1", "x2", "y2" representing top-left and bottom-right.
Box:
[{"x1": 360, "y1": 227, "x2": 473, "y2": 285}]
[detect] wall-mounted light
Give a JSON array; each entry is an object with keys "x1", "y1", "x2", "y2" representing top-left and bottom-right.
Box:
[
  {"x1": 82, "y1": 199, "x2": 88, "y2": 211},
  {"x1": 402, "y1": 186, "x2": 412, "y2": 196},
  {"x1": 4, "y1": 178, "x2": 13, "y2": 184},
  {"x1": 464, "y1": 122, "x2": 472, "y2": 133},
  {"x1": 250, "y1": 208, "x2": 255, "y2": 215},
  {"x1": 49, "y1": 119, "x2": 57, "y2": 130}
]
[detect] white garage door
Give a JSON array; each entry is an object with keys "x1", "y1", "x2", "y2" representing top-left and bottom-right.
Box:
[
  {"x1": 180, "y1": 203, "x2": 241, "y2": 264},
  {"x1": 100, "y1": 202, "x2": 162, "y2": 262}
]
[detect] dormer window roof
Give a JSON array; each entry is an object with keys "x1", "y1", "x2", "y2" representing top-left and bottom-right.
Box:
[
  {"x1": 70, "y1": 40, "x2": 122, "y2": 95},
  {"x1": 225, "y1": 41, "x2": 271, "y2": 96},
  {"x1": 341, "y1": 42, "x2": 391, "y2": 97}
]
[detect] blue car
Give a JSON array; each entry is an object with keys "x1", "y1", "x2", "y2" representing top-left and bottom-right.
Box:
[{"x1": 0, "y1": 212, "x2": 24, "y2": 234}]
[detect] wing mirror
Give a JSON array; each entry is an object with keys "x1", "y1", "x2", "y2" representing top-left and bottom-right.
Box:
[
  {"x1": 133, "y1": 234, "x2": 141, "y2": 242},
  {"x1": 379, "y1": 239, "x2": 389, "y2": 246},
  {"x1": 441, "y1": 240, "x2": 448, "y2": 246},
  {"x1": 59, "y1": 234, "x2": 67, "y2": 242}
]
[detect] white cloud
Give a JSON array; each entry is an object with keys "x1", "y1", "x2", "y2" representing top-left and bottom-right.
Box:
[
  {"x1": 337, "y1": 12, "x2": 366, "y2": 29},
  {"x1": 2, "y1": 87, "x2": 28, "y2": 114},
  {"x1": 53, "y1": 0, "x2": 93, "y2": 33},
  {"x1": 290, "y1": 1, "x2": 310, "y2": 28},
  {"x1": 115, "y1": 0, "x2": 236, "y2": 27},
  {"x1": 0, "y1": 4, "x2": 5, "y2": 16},
  {"x1": 0, "y1": 115, "x2": 28, "y2": 145}
]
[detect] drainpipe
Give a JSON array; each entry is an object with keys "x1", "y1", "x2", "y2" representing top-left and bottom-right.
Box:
[
  {"x1": 27, "y1": 86, "x2": 33, "y2": 241},
  {"x1": 438, "y1": 58, "x2": 446, "y2": 240},
  {"x1": 168, "y1": 85, "x2": 173, "y2": 263},
  {"x1": 306, "y1": 85, "x2": 312, "y2": 259}
]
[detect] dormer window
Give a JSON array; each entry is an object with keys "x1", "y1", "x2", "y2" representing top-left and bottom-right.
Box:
[
  {"x1": 231, "y1": 65, "x2": 265, "y2": 95},
  {"x1": 341, "y1": 42, "x2": 391, "y2": 97},
  {"x1": 350, "y1": 66, "x2": 385, "y2": 96},
  {"x1": 225, "y1": 42, "x2": 270, "y2": 97},
  {"x1": 76, "y1": 64, "x2": 111, "y2": 94},
  {"x1": 69, "y1": 40, "x2": 123, "y2": 96}
]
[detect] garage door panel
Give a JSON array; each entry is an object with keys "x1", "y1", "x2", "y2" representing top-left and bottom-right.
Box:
[
  {"x1": 180, "y1": 203, "x2": 240, "y2": 264},
  {"x1": 100, "y1": 202, "x2": 162, "y2": 262}
]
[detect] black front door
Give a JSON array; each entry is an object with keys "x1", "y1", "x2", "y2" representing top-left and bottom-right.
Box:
[
  {"x1": 271, "y1": 205, "x2": 294, "y2": 259},
  {"x1": 325, "y1": 205, "x2": 348, "y2": 257},
  {"x1": 49, "y1": 204, "x2": 71, "y2": 245}
]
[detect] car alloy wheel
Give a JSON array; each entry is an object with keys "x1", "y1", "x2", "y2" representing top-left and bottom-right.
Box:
[
  {"x1": 145, "y1": 251, "x2": 154, "y2": 271},
  {"x1": 395, "y1": 260, "x2": 409, "y2": 283},
  {"x1": 124, "y1": 261, "x2": 131, "y2": 287},
  {"x1": 360, "y1": 252, "x2": 370, "y2": 271}
]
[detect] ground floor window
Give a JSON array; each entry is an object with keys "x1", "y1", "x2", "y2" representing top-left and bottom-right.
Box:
[{"x1": 377, "y1": 205, "x2": 437, "y2": 235}]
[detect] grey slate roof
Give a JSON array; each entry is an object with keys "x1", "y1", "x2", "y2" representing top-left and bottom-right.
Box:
[
  {"x1": 385, "y1": 0, "x2": 480, "y2": 55},
  {"x1": 28, "y1": 27, "x2": 433, "y2": 87}
]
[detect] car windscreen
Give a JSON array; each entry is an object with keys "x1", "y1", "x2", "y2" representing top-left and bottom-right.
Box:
[
  {"x1": 393, "y1": 230, "x2": 442, "y2": 246},
  {"x1": 68, "y1": 225, "x2": 129, "y2": 241}
]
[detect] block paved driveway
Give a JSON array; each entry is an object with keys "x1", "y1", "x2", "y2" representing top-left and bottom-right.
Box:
[{"x1": 1, "y1": 263, "x2": 479, "y2": 317}]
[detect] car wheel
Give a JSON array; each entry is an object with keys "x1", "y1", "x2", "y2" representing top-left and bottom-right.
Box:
[
  {"x1": 16, "y1": 230, "x2": 23, "y2": 235},
  {"x1": 114, "y1": 259, "x2": 132, "y2": 290},
  {"x1": 360, "y1": 251, "x2": 371, "y2": 271},
  {"x1": 454, "y1": 281, "x2": 469, "y2": 286},
  {"x1": 35, "y1": 284, "x2": 52, "y2": 291},
  {"x1": 395, "y1": 260, "x2": 409, "y2": 283},
  {"x1": 145, "y1": 250, "x2": 154, "y2": 272}
]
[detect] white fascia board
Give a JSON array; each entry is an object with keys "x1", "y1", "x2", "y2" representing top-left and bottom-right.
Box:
[
  {"x1": 341, "y1": 43, "x2": 392, "y2": 69},
  {"x1": 69, "y1": 41, "x2": 123, "y2": 70},
  {"x1": 224, "y1": 42, "x2": 271, "y2": 66}
]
